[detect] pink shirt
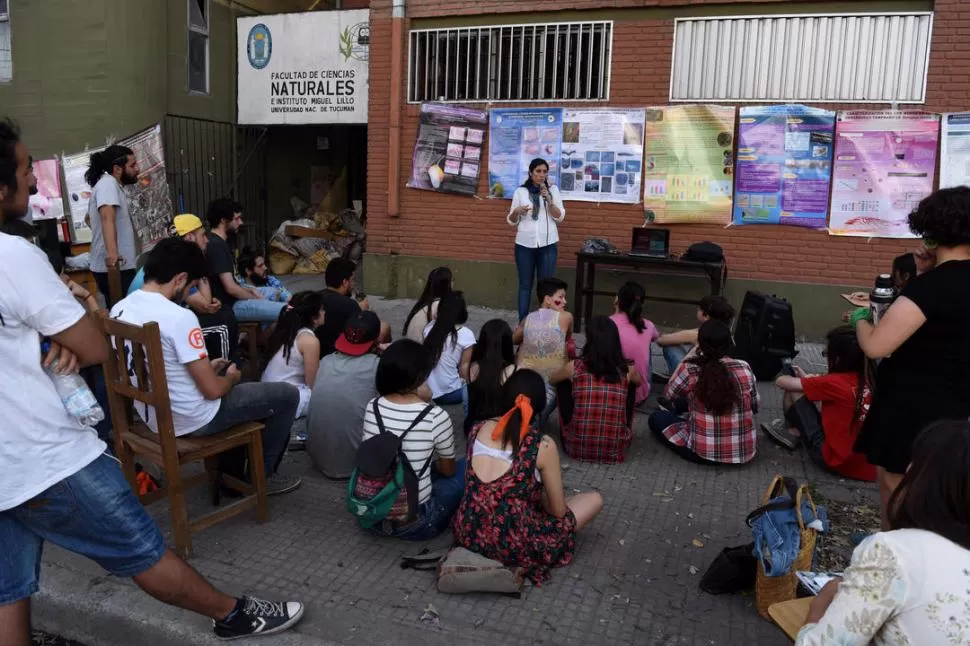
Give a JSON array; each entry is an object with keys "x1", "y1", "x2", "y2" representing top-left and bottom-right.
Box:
[{"x1": 610, "y1": 312, "x2": 659, "y2": 403}]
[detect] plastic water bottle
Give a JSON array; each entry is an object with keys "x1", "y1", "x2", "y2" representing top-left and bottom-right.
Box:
[
  {"x1": 40, "y1": 340, "x2": 105, "y2": 427},
  {"x1": 869, "y1": 274, "x2": 896, "y2": 326}
]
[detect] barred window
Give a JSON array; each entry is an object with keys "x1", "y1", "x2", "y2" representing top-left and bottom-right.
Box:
[
  {"x1": 408, "y1": 21, "x2": 612, "y2": 103},
  {"x1": 0, "y1": 0, "x2": 11, "y2": 83},
  {"x1": 188, "y1": 0, "x2": 209, "y2": 94}
]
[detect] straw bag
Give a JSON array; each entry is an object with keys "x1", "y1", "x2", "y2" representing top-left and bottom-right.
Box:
[{"x1": 748, "y1": 476, "x2": 820, "y2": 619}]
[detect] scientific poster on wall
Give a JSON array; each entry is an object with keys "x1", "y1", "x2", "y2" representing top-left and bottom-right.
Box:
[
  {"x1": 733, "y1": 105, "x2": 835, "y2": 228},
  {"x1": 487, "y1": 108, "x2": 563, "y2": 199},
  {"x1": 62, "y1": 124, "x2": 174, "y2": 250},
  {"x1": 643, "y1": 105, "x2": 735, "y2": 224},
  {"x1": 829, "y1": 111, "x2": 940, "y2": 238},
  {"x1": 558, "y1": 108, "x2": 646, "y2": 203},
  {"x1": 940, "y1": 112, "x2": 970, "y2": 189},
  {"x1": 27, "y1": 159, "x2": 65, "y2": 222},
  {"x1": 407, "y1": 103, "x2": 488, "y2": 196}
]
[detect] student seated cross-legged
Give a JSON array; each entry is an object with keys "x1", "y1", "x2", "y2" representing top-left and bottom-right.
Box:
[
  {"x1": 463, "y1": 319, "x2": 517, "y2": 435},
  {"x1": 111, "y1": 237, "x2": 303, "y2": 495},
  {"x1": 260, "y1": 291, "x2": 325, "y2": 420},
  {"x1": 655, "y1": 294, "x2": 735, "y2": 379},
  {"x1": 550, "y1": 316, "x2": 639, "y2": 464}
]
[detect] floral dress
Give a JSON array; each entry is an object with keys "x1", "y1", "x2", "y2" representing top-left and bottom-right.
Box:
[{"x1": 451, "y1": 422, "x2": 577, "y2": 584}]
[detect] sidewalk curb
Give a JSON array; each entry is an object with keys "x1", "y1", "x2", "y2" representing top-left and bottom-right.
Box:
[{"x1": 32, "y1": 561, "x2": 338, "y2": 646}]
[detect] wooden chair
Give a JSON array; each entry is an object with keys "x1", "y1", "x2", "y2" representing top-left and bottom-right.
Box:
[{"x1": 99, "y1": 316, "x2": 269, "y2": 558}]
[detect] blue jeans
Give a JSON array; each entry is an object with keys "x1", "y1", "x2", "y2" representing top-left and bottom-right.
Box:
[
  {"x1": 233, "y1": 298, "x2": 287, "y2": 324},
  {"x1": 434, "y1": 383, "x2": 468, "y2": 418},
  {"x1": 514, "y1": 243, "x2": 558, "y2": 322},
  {"x1": 0, "y1": 452, "x2": 166, "y2": 604},
  {"x1": 663, "y1": 344, "x2": 690, "y2": 374},
  {"x1": 376, "y1": 459, "x2": 467, "y2": 541},
  {"x1": 190, "y1": 381, "x2": 300, "y2": 478}
]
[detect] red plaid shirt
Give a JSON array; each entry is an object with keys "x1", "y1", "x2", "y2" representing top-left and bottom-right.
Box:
[
  {"x1": 560, "y1": 360, "x2": 632, "y2": 463},
  {"x1": 662, "y1": 357, "x2": 760, "y2": 464}
]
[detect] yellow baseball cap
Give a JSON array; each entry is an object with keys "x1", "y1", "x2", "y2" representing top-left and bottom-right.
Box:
[{"x1": 173, "y1": 213, "x2": 204, "y2": 237}]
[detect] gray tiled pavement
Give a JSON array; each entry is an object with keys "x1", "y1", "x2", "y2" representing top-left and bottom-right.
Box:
[{"x1": 38, "y1": 280, "x2": 877, "y2": 645}]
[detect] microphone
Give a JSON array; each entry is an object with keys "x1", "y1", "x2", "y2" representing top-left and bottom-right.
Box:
[{"x1": 542, "y1": 180, "x2": 550, "y2": 205}]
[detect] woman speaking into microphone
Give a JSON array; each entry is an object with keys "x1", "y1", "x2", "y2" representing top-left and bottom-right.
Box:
[{"x1": 507, "y1": 158, "x2": 566, "y2": 322}]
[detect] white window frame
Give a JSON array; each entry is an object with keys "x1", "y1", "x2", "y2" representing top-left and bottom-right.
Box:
[
  {"x1": 407, "y1": 21, "x2": 613, "y2": 104},
  {"x1": 669, "y1": 12, "x2": 934, "y2": 104},
  {"x1": 0, "y1": 0, "x2": 11, "y2": 83},
  {"x1": 187, "y1": 0, "x2": 210, "y2": 95}
]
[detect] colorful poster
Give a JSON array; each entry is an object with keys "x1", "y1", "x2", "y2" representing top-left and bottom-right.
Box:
[
  {"x1": 407, "y1": 103, "x2": 488, "y2": 196},
  {"x1": 643, "y1": 105, "x2": 736, "y2": 224},
  {"x1": 829, "y1": 111, "x2": 940, "y2": 238},
  {"x1": 62, "y1": 124, "x2": 174, "y2": 250},
  {"x1": 487, "y1": 108, "x2": 563, "y2": 199},
  {"x1": 27, "y1": 159, "x2": 65, "y2": 223},
  {"x1": 733, "y1": 105, "x2": 835, "y2": 228},
  {"x1": 940, "y1": 112, "x2": 970, "y2": 189},
  {"x1": 558, "y1": 108, "x2": 645, "y2": 203}
]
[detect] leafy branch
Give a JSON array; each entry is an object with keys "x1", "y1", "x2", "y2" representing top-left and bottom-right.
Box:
[{"x1": 339, "y1": 28, "x2": 353, "y2": 60}]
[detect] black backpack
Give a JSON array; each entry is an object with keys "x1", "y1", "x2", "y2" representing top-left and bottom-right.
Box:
[
  {"x1": 682, "y1": 241, "x2": 724, "y2": 263},
  {"x1": 347, "y1": 400, "x2": 435, "y2": 528}
]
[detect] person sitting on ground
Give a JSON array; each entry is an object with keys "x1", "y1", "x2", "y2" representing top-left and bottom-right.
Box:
[
  {"x1": 765, "y1": 326, "x2": 876, "y2": 482},
  {"x1": 648, "y1": 319, "x2": 759, "y2": 465},
  {"x1": 238, "y1": 247, "x2": 292, "y2": 303},
  {"x1": 452, "y1": 369, "x2": 603, "y2": 584},
  {"x1": 0, "y1": 119, "x2": 304, "y2": 642},
  {"x1": 424, "y1": 290, "x2": 475, "y2": 407},
  {"x1": 205, "y1": 197, "x2": 286, "y2": 325},
  {"x1": 315, "y1": 257, "x2": 391, "y2": 357},
  {"x1": 892, "y1": 251, "x2": 917, "y2": 292},
  {"x1": 361, "y1": 339, "x2": 463, "y2": 540},
  {"x1": 551, "y1": 316, "x2": 639, "y2": 464},
  {"x1": 795, "y1": 420, "x2": 970, "y2": 645},
  {"x1": 610, "y1": 281, "x2": 658, "y2": 405},
  {"x1": 514, "y1": 276, "x2": 573, "y2": 424},
  {"x1": 305, "y1": 311, "x2": 381, "y2": 479},
  {"x1": 655, "y1": 294, "x2": 735, "y2": 376},
  {"x1": 111, "y1": 237, "x2": 302, "y2": 495},
  {"x1": 463, "y1": 319, "x2": 517, "y2": 434},
  {"x1": 402, "y1": 266, "x2": 453, "y2": 342},
  {"x1": 260, "y1": 291, "x2": 324, "y2": 420}
]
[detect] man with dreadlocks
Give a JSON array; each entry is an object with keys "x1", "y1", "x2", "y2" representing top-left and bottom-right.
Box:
[{"x1": 765, "y1": 325, "x2": 876, "y2": 482}]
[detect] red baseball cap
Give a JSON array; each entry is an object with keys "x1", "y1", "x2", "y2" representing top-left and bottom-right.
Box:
[{"x1": 335, "y1": 311, "x2": 381, "y2": 356}]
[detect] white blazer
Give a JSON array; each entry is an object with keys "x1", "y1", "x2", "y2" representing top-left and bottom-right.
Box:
[{"x1": 506, "y1": 185, "x2": 566, "y2": 249}]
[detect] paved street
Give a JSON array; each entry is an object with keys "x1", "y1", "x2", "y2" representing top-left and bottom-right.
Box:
[{"x1": 34, "y1": 284, "x2": 878, "y2": 645}]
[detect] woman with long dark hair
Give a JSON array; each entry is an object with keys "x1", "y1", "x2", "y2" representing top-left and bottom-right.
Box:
[
  {"x1": 453, "y1": 369, "x2": 602, "y2": 584},
  {"x1": 796, "y1": 420, "x2": 970, "y2": 644},
  {"x1": 648, "y1": 319, "x2": 759, "y2": 465},
  {"x1": 851, "y1": 187, "x2": 970, "y2": 528},
  {"x1": 423, "y1": 291, "x2": 475, "y2": 407},
  {"x1": 403, "y1": 266, "x2": 453, "y2": 342},
  {"x1": 610, "y1": 282, "x2": 659, "y2": 404},
  {"x1": 507, "y1": 158, "x2": 566, "y2": 322},
  {"x1": 261, "y1": 291, "x2": 325, "y2": 418},
  {"x1": 550, "y1": 316, "x2": 639, "y2": 463},
  {"x1": 463, "y1": 319, "x2": 516, "y2": 434},
  {"x1": 767, "y1": 325, "x2": 875, "y2": 481}
]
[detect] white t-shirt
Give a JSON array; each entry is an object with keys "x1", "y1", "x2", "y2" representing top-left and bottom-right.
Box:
[
  {"x1": 361, "y1": 398, "x2": 455, "y2": 504},
  {"x1": 0, "y1": 233, "x2": 106, "y2": 511},
  {"x1": 110, "y1": 290, "x2": 220, "y2": 436},
  {"x1": 423, "y1": 323, "x2": 475, "y2": 398},
  {"x1": 506, "y1": 185, "x2": 565, "y2": 248}
]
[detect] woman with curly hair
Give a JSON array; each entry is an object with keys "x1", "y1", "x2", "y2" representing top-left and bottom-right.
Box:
[
  {"x1": 852, "y1": 187, "x2": 970, "y2": 529},
  {"x1": 648, "y1": 320, "x2": 759, "y2": 465}
]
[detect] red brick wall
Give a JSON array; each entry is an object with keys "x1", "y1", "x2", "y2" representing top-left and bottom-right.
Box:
[{"x1": 367, "y1": 0, "x2": 970, "y2": 286}]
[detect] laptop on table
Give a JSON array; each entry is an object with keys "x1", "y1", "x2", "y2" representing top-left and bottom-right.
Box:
[{"x1": 627, "y1": 227, "x2": 670, "y2": 258}]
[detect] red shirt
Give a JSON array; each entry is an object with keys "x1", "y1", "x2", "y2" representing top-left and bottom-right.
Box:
[{"x1": 801, "y1": 373, "x2": 876, "y2": 482}]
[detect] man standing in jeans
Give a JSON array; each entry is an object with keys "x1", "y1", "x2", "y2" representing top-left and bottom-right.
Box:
[
  {"x1": 205, "y1": 197, "x2": 285, "y2": 325},
  {"x1": 0, "y1": 119, "x2": 304, "y2": 643},
  {"x1": 111, "y1": 237, "x2": 303, "y2": 496},
  {"x1": 84, "y1": 144, "x2": 140, "y2": 307}
]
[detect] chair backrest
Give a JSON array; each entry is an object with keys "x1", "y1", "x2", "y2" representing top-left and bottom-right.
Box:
[{"x1": 99, "y1": 316, "x2": 179, "y2": 459}]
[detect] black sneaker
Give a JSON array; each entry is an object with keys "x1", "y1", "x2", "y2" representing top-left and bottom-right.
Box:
[
  {"x1": 657, "y1": 396, "x2": 674, "y2": 412},
  {"x1": 213, "y1": 596, "x2": 305, "y2": 640}
]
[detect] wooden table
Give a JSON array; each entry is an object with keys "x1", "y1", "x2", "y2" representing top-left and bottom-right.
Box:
[
  {"x1": 572, "y1": 252, "x2": 727, "y2": 332},
  {"x1": 768, "y1": 597, "x2": 813, "y2": 641}
]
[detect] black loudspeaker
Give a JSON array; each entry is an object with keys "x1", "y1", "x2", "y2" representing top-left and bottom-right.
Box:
[{"x1": 732, "y1": 291, "x2": 796, "y2": 380}]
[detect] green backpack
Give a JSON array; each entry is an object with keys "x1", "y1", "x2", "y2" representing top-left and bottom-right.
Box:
[{"x1": 347, "y1": 401, "x2": 434, "y2": 529}]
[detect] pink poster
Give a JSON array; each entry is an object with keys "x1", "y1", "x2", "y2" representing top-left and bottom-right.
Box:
[
  {"x1": 27, "y1": 158, "x2": 65, "y2": 222},
  {"x1": 829, "y1": 111, "x2": 940, "y2": 238}
]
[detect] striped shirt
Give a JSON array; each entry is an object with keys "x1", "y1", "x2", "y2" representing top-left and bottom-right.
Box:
[{"x1": 361, "y1": 398, "x2": 456, "y2": 504}]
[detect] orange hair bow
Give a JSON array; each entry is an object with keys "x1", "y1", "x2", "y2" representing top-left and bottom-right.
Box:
[{"x1": 491, "y1": 394, "x2": 534, "y2": 443}]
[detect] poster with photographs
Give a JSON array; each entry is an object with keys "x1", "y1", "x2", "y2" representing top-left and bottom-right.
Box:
[
  {"x1": 407, "y1": 103, "x2": 487, "y2": 196},
  {"x1": 487, "y1": 108, "x2": 563, "y2": 199},
  {"x1": 558, "y1": 108, "x2": 645, "y2": 203}
]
